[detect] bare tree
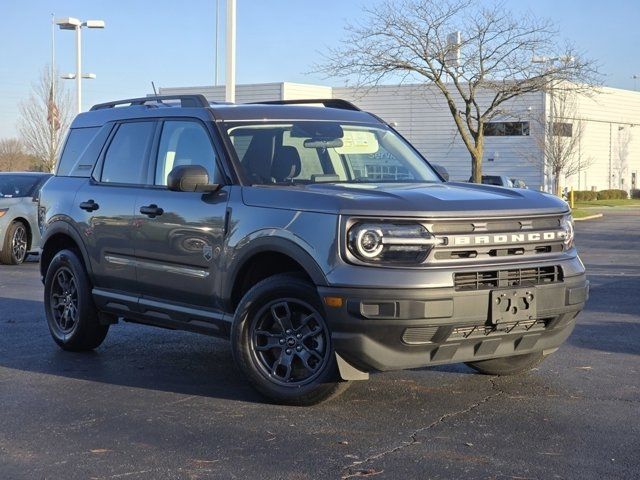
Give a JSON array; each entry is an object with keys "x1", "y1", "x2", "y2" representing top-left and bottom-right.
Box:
[
  {"x1": 529, "y1": 88, "x2": 590, "y2": 195},
  {"x1": 614, "y1": 127, "x2": 631, "y2": 190},
  {"x1": 18, "y1": 66, "x2": 72, "y2": 172},
  {"x1": 318, "y1": 0, "x2": 599, "y2": 182},
  {"x1": 0, "y1": 138, "x2": 37, "y2": 172}
]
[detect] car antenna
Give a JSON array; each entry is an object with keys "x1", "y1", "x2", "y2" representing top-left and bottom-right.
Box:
[{"x1": 151, "y1": 81, "x2": 163, "y2": 105}]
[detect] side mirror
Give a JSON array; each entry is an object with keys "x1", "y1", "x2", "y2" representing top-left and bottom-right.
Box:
[
  {"x1": 167, "y1": 165, "x2": 220, "y2": 193},
  {"x1": 432, "y1": 164, "x2": 449, "y2": 181}
]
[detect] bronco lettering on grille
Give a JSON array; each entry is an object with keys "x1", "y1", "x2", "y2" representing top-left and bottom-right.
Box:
[{"x1": 447, "y1": 231, "x2": 566, "y2": 246}]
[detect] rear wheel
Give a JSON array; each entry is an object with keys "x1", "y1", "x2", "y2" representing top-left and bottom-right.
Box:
[
  {"x1": 465, "y1": 351, "x2": 545, "y2": 376},
  {"x1": 0, "y1": 221, "x2": 28, "y2": 265},
  {"x1": 231, "y1": 274, "x2": 349, "y2": 405},
  {"x1": 44, "y1": 249, "x2": 109, "y2": 351}
]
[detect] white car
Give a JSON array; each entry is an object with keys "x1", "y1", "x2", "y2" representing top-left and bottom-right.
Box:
[{"x1": 0, "y1": 172, "x2": 52, "y2": 264}]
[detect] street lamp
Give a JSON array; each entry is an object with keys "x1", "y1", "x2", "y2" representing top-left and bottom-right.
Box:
[
  {"x1": 56, "y1": 17, "x2": 105, "y2": 113},
  {"x1": 61, "y1": 73, "x2": 97, "y2": 80}
]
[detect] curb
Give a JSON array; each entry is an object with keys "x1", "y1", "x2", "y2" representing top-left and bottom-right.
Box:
[{"x1": 574, "y1": 213, "x2": 604, "y2": 222}]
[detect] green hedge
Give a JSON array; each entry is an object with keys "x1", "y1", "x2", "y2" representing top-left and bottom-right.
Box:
[
  {"x1": 597, "y1": 189, "x2": 628, "y2": 200},
  {"x1": 631, "y1": 189, "x2": 640, "y2": 199},
  {"x1": 573, "y1": 190, "x2": 598, "y2": 201}
]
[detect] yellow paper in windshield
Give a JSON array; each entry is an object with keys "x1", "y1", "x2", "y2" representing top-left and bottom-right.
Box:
[{"x1": 335, "y1": 130, "x2": 379, "y2": 154}]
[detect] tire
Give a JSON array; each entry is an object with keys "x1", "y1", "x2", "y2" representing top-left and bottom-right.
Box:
[
  {"x1": 44, "y1": 249, "x2": 109, "y2": 351},
  {"x1": 465, "y1": 351, "x2": 545, "y2": 376},
  {"x1": 231, "y1": 274, "x2": 349, "y2": 406},
  {"x1": 0, "y1": 221, "x2": 28, "y2": 265}
]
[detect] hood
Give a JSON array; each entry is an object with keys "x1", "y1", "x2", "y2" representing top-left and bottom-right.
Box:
[
  {"x1": 0, "y1": 197, "x2": 28, "y2": 208},
  {"x1": 241, "y1": 182, "x2": 569, "y2": 218}
]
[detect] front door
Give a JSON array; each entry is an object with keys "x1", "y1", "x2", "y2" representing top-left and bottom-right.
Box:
[{"x1": 133, "y1": 119, "x2": 229, "y2": 309}]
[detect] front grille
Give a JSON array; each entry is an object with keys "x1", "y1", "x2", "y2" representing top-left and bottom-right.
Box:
[
  {"x1": 454, "y1": 266, "x2": 563, "y2": 291},
  {"x1": 430, "y1": 216, "x2": 562, "y2": 235},
  {"x1": 426, "y1": 214, "x2": 566, "y2": 264},
  {"x1": 402, "y1": 326, "x2": 439, "y2": 345}
]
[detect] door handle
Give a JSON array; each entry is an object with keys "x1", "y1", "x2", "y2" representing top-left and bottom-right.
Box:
[
  {"x1": 79, "y1": 200, "x2": 99, "y2": 212},
  {"x1": 139, "y1": 204, "x2": 164, "y2": 218}
]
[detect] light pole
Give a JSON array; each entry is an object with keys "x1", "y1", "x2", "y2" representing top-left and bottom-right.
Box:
[
  {"x1": 226, "y1": 0, "x2": 236, "y2": 103},
  {"x1": 56, "y1": 17, "x2": 105, "y2": 113}
]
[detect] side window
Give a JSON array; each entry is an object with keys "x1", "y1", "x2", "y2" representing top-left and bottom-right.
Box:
[
  {"x1": 155, "y1": 121, "x2": 218, "y2": 186},
  {"x1": 57, "y1": 127, "x2": 100, "y2": 176},
  {"x1": 101, "y1": 122, "x2": 154, "y2": 184}
]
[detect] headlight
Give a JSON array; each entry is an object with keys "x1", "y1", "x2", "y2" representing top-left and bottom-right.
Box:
[
  {"x1": 560, "y1": 215, "x2": 575, "y2": 248},
  {"x1": 347, "y1": 222, "x2": 442, "y2": 265},
  {"x1": 0, "y1": 208, "x2": 8, "y2": 218}
]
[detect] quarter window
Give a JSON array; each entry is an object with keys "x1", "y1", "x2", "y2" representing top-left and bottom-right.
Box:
[
  {"x1": 101, "y1": 122, "x2": 155, "y2": 184},
  {"x1": 155, "y1": 121, "x2": 218, "y2": 186},
  {"x1": 57, "y1": 127, "x2": 100, "y2": 176}
]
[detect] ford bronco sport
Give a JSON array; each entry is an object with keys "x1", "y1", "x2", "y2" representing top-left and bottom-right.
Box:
[{"x1": 39, "y1": 95, "x2": 588, "y2": 405}]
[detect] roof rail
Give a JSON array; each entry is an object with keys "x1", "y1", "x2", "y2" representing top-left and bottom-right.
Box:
[
  {"x1": 250, "y1": 99, "x2": 361, "y2": 111},
  {"x1": 90, "y1": 94, "x2": 210, "y2": 111}
]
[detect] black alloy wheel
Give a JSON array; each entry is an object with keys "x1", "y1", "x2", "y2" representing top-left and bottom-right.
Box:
[
  {"x1": 231, "y1": 274, "x2": 349, "y2": 405},
  {"x1": 50, "y1": 266, "x2": 79, "y2": 336},
  {"x1": 44, "y1": 249, "x2": 109, "y2": 351},
  {"x1": 250, "y1": 298, "x2": 330, "y2": 387}
]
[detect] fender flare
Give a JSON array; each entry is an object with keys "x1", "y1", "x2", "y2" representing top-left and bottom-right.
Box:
[
  {"x1": 223, "y1": 236, "x2": 328, "y2": 308},
  {"x1": 40, "y1": 220, "x2": 93, "y2": 279}
]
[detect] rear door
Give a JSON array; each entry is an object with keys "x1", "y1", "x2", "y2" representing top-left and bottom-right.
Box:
[
  {"x1": 77, "y1": 120, "x2": 157, "y2": 293},
  {"x1": 133, "y1": 118, "x2": 229, "y2": 310}
]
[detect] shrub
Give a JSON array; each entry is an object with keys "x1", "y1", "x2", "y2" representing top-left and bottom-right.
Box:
[
  {"x1": 631, "y1": 189, "x2": 640, "y2": 199},
  {"x1": 597, "y1": 189, "x2": 628, "y2": 200},
  {"x1": 573, "y1": 190, "x2": 598, "y2": 201}
]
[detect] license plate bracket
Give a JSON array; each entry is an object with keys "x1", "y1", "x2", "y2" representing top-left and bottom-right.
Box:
[{"x1": 490, "y1": 288, "x2": 537, "y2": 325}]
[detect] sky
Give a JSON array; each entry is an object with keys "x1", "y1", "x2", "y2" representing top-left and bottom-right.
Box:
[{"x1": 1, "y1": 0, "x2": 639, "y2": 138}]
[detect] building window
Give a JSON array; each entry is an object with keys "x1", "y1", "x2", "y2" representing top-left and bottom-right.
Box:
[
  {"x1": 484, "y1": 122, "x2": 530, "y2": 136},
  {"x1": 551, "y1": 122, "x2": 573, "y2": 137}
]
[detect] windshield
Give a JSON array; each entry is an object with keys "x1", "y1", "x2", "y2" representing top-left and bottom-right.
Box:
[
  {"x1": 225, "y1": 122, "x2": 441, "y2": 185},
  {"x1": 0, "y1": 175, "x2": 41, "y2": 198}
]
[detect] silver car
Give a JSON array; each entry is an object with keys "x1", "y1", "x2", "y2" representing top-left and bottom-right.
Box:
[{"x1": 0, "y1": 172, "x2": 51, "y2": 265}]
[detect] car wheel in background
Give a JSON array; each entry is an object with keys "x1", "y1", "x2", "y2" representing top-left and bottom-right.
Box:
[
  {"x1": 44, "y1": 249, "x2": 109, "y2": 351},
  {"x1": 0, "y1": 221, "x2": 28, "y2": 265},
  {"x1": 465, "y1": 351, "x2": 545, "y2": 376}
]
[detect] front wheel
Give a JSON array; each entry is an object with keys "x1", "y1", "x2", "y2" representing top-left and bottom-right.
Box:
[
  {"x1": 231, "y1": 274, "x2": 349, "y2": 405},
  {"x1": 44, "y1": 249, "x2": 109, "y2": 351},
  {"x1": 465, "y1": 351, "x2": 545, "y2": 376},
  {"x1": 0, "y1": 221, "x2": 28, "y2": 265}
]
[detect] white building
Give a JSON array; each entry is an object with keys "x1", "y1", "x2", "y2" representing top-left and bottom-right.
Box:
[{"x1": 160, "y1": 82, "x2": 640, "y2": 193}]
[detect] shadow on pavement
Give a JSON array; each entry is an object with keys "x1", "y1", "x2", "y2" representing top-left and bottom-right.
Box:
[
  {"x1": 0, "y1": 298, "x2": 267, "y2": 404},
  {"x1": 569, "y1": 320, "x2": 640, "y2": 356}
]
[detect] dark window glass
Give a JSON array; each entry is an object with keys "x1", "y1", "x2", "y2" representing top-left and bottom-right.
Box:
[
  {"x1": 101, "y1": 122, "x2": 154, "y2": 184},
  {"x1": 484, "y1": 122, "x2": 530, "y2": 136},
  {"x1": 0, "y1": 175, "x2": 43, "y2": 198},
  {"x1": 482, "y1": 176, "x2": 503, "y2": 186},
  {"x1": 155, "y1": 121, "x2": 217, "y2": 186},
  {"x1": 57, "y1": 127, "x2": 100, "y2": 176},
  {"x1": 551, "y1": 122, "x2": 573, "y2": 137},
  {"x1": 226, "y1": 122, "x2": 438, "y2": 185}
]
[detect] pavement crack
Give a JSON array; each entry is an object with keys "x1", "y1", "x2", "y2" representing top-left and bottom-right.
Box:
[{"x1": 340, "y1": 379, "x2": 505, "y2": 479}]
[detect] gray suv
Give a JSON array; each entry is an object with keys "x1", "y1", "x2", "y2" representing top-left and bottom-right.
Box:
[{"x1": 39, "y1": 95, "x2": 588, "y2": 405}]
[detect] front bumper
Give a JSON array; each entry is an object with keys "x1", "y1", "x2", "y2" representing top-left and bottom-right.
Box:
[{"x1": 319, "y1": 271, "x2": 588, "y2": 372}]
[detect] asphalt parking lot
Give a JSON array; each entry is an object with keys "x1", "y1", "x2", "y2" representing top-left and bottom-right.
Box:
[{"x1": 1, "y1": 210, "x2": 638, "y2": 480}]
